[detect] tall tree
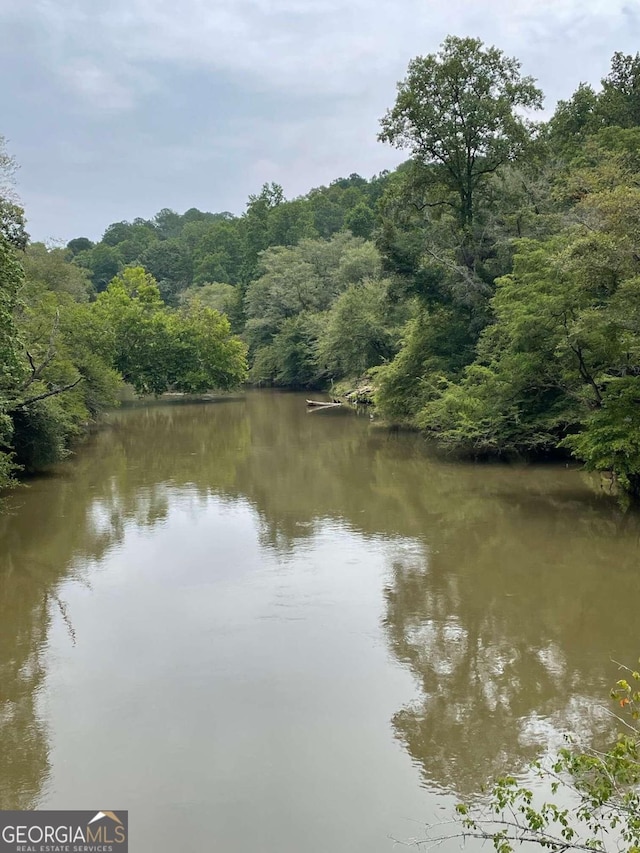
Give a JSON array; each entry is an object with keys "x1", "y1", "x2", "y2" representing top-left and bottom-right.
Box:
[
  {"x1": 379, "y1": 36, "x2": 543, "y2": 231},
  {"x1": 599, "y1": 51, "x2": 640, "y2": 128}
]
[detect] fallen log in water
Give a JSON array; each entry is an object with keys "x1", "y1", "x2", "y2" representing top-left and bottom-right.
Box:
[{"x1": 306, "y1": 399, "x2": 342, "y2": 409}]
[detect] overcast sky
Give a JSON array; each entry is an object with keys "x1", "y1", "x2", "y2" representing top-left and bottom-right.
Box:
[{"x1": 1, "y1": 0, "x2": 638, "y2": 243}]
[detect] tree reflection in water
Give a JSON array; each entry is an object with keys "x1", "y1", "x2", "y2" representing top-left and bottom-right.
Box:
[
  {"x1": 0, "y1": 390, "x2": 639, "y2": 806},
  {"x1": 382, "y1": 497, "x2": 640, "y2": 795}
]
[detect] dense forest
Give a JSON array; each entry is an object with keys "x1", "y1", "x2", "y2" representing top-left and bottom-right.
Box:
[{"x1": 3, "y1": 36, "x2": 640, "y2": 496}]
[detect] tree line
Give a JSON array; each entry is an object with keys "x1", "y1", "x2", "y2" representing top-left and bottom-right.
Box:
[
  {"x1": 0, "y1": 186, "x2": 246, "y2": 492},
  {"x1": 3, "y1": 36, "x2": 640, "y2": 496}
]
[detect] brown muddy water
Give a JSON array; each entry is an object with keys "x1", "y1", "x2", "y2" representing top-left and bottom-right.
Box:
[{"x1": 1, "y1": 390, "x2": 639, "y2": 851}]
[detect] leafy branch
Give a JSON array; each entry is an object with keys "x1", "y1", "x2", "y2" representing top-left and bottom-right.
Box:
[{"x1": 402, "y1": 663, "x2": 640, "y2": 853}]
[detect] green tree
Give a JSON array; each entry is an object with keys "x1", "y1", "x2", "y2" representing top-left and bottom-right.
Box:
[
  {"x1": 5, "y1": 260, "x2": 120, "y2": 474},
  {"x1": 185, "y1": 218, "x2": 243, "y2": 285},
  {"x1": 251, "y1": 313, "x2": 323, "y2": 387},
  {"x1": 308, "y1": 193, "x2": 344, "y2": 239},
  {"x1": 96, "y1": 267, "x2": 246, "y2": 396},
  {"x1": 318, "y1": 278, "x2": 400, "y2": 378},
  {"x1": 414, "y1": 150, "x2": 640, "y2": 495},
  {"x1": 375, "y1": 305, "x2": 474, "y2": 422},
  {"x1": 100, "y1": 220, "x2": 158, "y2": 264},
  {"x1": 547, "y1": 83, "x2": 601, "y2": 156},
  {"x1": 267, "y1": 198, "x2": 315, "y2": 247},
  {"x1": 163, "y1": 302, "x2": 247, "y2": 393},
  {"x1": 141, "y1": 239, "x2": 193, "y2": 304},
  {"x1": 243, "y1": 234, "x2": 384, "y2": 385},
  {"x1": 379, "y1": 36, "x2": 543, "y2": 231},
  {"x1": 153, "y1": 208, "x2": 183, "y2": 239},
  {"x1": 180, "y1": 282, "x2": 237, "y2": 315},
  {"x1": 345, "y1": 201, "x2": 375, "y2": 239},
  {"x1": 426, "y1": 664, "x2": 640, "y2": 853},
  {"x1": 599, "y1": 51, "x2": 640, "y2": 129},
  {"x1": 66, "y1": 237, "x2": 94, "y2": 256},
  {"x1": 75, "y1": 243, "x2": 122, "y2": 292},
  {"x1": 0, "y1": 235, "x2": 25, "y2": 487},
  {"x1": 22, "y1": 243, "x2": 92, "y2": 301},
  {"x1": 0, "y1": 140, "x2": 119, "y2": 484}
]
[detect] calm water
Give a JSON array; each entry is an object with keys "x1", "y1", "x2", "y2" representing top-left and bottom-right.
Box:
[{"x1": 1, "y1": 390, "x2": 639, "y2": 851}]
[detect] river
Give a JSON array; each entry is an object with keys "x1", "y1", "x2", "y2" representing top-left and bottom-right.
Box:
[{"x1": 1, "y1": 390, "x2": 639, "y2": 851}]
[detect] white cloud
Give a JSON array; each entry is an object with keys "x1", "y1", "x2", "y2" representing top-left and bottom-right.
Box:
[
  {"x1": 5, "y1": 0, "x2": 638, "y2": 108},
  {"x1": 59, "y1": 59, "x2": 140, "y2": 112},
  {"x1": 3, "y1": 0, "x2": 640, "y2": 238}
]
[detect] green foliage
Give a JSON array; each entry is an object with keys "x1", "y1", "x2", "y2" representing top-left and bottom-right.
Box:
[
  {"x1": 374, "y1": 143, "x2": 554, "y2": 408},
  {"x1": 337, "y1": 240, "x2": 382, "y2": 283},
  {"x1": 0, "y1": 199, "x2": 28, "y2": 252},
  {"x1": 548, "y1": 51, "x2": 640, "y2": 158},
  {"x1": 318, "y1": 278, "x2": 402, "y2": 378},
  {"x1": 141, "y1": 238, "x2": 193, "y2": 304},
  {"x1": 186, "y1": 218, "x2": 243, "y2": 286},
  {"x1": 562, "y1": 377, "x2": 640, "y2": 495},
  {"x1": 66, "y1": 237, "x2": 94, "y2": 255},
  {"x1": 22, "y1": 243, "x2": 92, "y2": 301},
  {"x1": 96, "y1": 267, "x2": 247, "y2": 395},
  {"x1": 75, "y1": 243, "x2": 122, "y2": 292},
  {"x1": 0, "y1": 234, "x2": 25, "y2": 488},
  {"x1": 179, "y1": 282, "x2": 237, "y2": 314},
  {"x1": 162, "y1": 304, "x2": 247, "y2": 394},
  {"x1": 375, "y1": 306, "x2": 473, "y2": 422},
  {"x1": 547, "y1": 84, "x2": 601, "y2": 156},
  {"x1": 378, "y1": 115, "x2": 640, "y2": 496},
  {"x1": 0, "y1": 250, "x2": 245, "y2": 489},
  {"x1": 10, "y1": 276, "x2": 120, "y2": 471},
  {"x1": 65, "y1": 172, "x2": 386, "y2": 307},
  {"x1": 0, "y1": 237, "x2": 25, "y2": 392},
  {"x1": 415, "y1": 235, "x2": 587, "y2": 452},
  {"x1": 251, "y1": 313, "x2": 323, "y2": 388},
  {"x1": 430, "y1": 664, "x2": 640, "y2": 853},
  {"x1": 600, "y1": 51, "x2": 640, "y2": 129},
  {"x1": 374, "y1": 36, "x2": 550, "y2": 411},
  {"x1": 345, "y1": 202, "x2": 375, "y2": 239},
  {"x1": 11, "y1": 399, "x2": 75, "y2": 471},
  {"x1": 6, "y1": 36, "x2": 640, "y2": 499},
  {"x1": 153, "y1": 208, "x2": 183, "y2": 240},
  {"x1": 244, "y1": 234, "x2": 394, "y2": 386},
  {"x1": 0, "y1": 231, "x2": 121, "y2": 479},
  {"x1": 379, "y1": 36, "x2": 543, "y2": 229}
]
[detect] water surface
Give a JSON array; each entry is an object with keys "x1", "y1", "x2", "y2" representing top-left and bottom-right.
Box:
[{"x1": 1, "y1": 390, "x2": 639, "y2": 851}]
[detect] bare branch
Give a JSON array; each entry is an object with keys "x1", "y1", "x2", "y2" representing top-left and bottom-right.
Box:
[
  {"x1": 13, "y1": 378, "x2": 83, "y2": 409},
  {"x1": 20, "y1": 309, "x2": 61, "y2": 390},
  {"x1": 412, "y1": 199, "x2": 458, "y2": 213}
]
